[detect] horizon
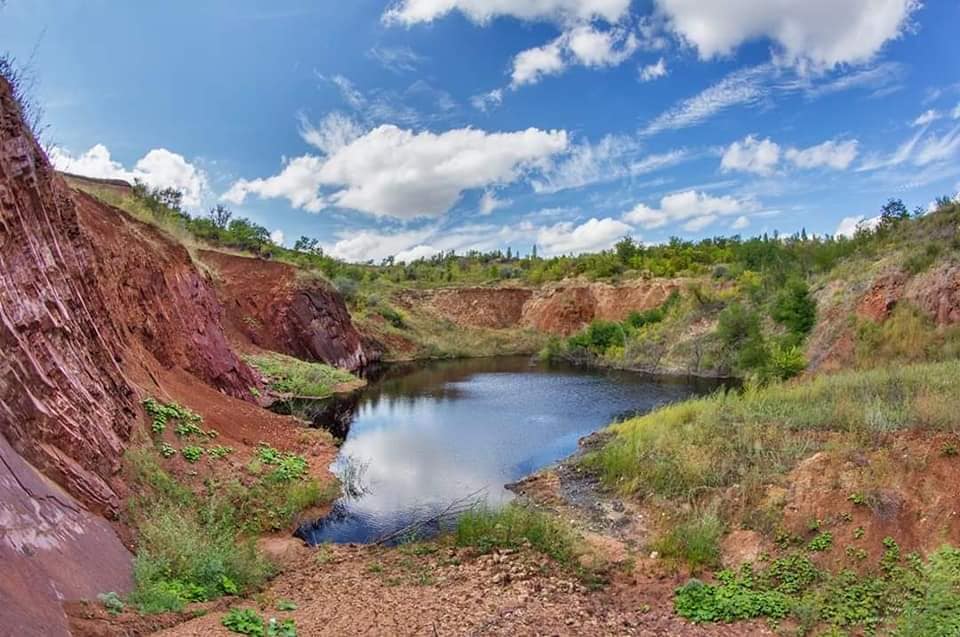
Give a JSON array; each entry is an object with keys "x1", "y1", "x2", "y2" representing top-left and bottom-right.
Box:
[{"x1": 2, "y1": 0, "x2": 959, "y2": 262}]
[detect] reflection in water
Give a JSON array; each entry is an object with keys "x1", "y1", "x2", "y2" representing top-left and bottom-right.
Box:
[{"x1": 296, "y1": 356, "x2": 724, "y2": 545}]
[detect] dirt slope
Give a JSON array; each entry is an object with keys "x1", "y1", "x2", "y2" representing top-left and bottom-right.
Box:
[
  {"x1": 201, "y1": 250, "x2": 380, "y2": 371},
  {"x1": 0, "y1": 76, "x2": 138, "y2": 635},
  {"x1": 406, "y1": 279, "x2": 682, "y2": 337}
]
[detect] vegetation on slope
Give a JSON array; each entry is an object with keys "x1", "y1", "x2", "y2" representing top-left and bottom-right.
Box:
[
  {"x1": 124, "y1": 401, "x2": 336, "y2": 613},
  {"x1": 245, "y1": 352, "x2": 360, "y2": 398}
]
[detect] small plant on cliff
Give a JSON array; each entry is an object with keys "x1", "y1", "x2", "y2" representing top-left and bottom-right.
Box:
[
  {"x1": 181, "y1": 445, "x2": 204, "y2": 463},
  {"x1": 142, "y1": 397, "x2": 203, "y2": 436},
  {"x1": 97, "y1": 591, "x2": 125, "y2": 616}
]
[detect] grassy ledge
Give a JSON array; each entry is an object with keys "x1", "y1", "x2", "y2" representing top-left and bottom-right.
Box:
[{"x1": 244, "y1": 352, "x2": 362, "y2": 399}]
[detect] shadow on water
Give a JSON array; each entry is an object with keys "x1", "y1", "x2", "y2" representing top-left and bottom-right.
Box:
[{"x1": 289, "y1": 356, "x2": 730, "y2": 546}]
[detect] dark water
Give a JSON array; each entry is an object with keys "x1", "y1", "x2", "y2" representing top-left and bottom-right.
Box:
[{"x1": 294, "y1": 356, "x2": 721, "y2": 545}]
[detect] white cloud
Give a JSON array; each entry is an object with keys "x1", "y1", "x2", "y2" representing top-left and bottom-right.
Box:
[
  {"x1": 914, "y1": 125, "x2": 960, "y2": 167},
  {"x1": 366, "y1": 45, "x2": 424, "y2": 73},
  {"x1": 326, "y1": 226, "x2": 436, "y2": 263},
  {"x1": 223, "y1": 155, "x2": 327, "y2": 212},
  {"x1": 802, "y1": 62, "x2": 905, "y2": 99},
  {"x1": 624, "y1": 190, "x2": 759, "y2": 230},
  {"x1": 912, "y1": 109, "x2": 941, "y2": 127},
  {"x1": 298, "y1": 112, "x2": 364, "y2": 155},
  {"x1": 50, "y1": 144, "x2": 209, "y2": 208},
  {"x1": 510, "y1": 36, "x2": 567, "y2": 87},
  {"x1": 479, "y1": 190, "x2": 511, "y2": 215},
  {"x1": 785, "y1": 139, "x2": 859, "y2": 170},
  {"x1": 639, "y1": 57, "x2": 668, "y2": 82},
  {"x1": 394, "y1": 244, "x2": 441, "y2": 262},
  {"x1": 642, "y1": 64, "x2": 771, "y2": 135},
  {"x1": 835, "y1": 214, "x2": 880, "y2": 238},
  {"x1": 721, "y1": 135, "x2": 781, "y2": 175},
  {"x1": 566, "y1": 25, "x2": 638, "y2": 67},
  {"x1": 270, "y1": 229, "x2": 285, "y2": 246},
  {"x1": 471, "y1": 89, "x2": 504, "y2": 112},
  {"x1": 953, "y1": 103, "x2": 960, "y2": 119},
  {"x1": 654, "y1": 0, "x2": 920, "y2": 69},
  {"x1": 225, "y1": 125, "x2": 568, "y2": 219},
  {"x1": 731, "y1": 215, "x2": 750, "y2": 230},
  {"x1": 532, "y1": 134, "x2": 687, "y2": 193},
  {"x1": 383, "y1": 0, "x2": 632, "y2": 26},
  {"x1": 510, "y1": 25, "x2": 639, "y2": 88},
  {"x1": 537, "y1": 217, "x2": 632, "y2": 255},
  {"x1": 858, "y1": 125, "x2": 960, "y2": 171}
]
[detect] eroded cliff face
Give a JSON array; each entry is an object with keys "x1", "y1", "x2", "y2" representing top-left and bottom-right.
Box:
[
  {"x1": 200, "y1": 250, "x2": 380, "y2": 371},
  {"x1": 0, "y1": 76, "x2": 134, "y2": 635},
  {"x1": 411, "y1": 279, "x2": 682, "y2": 337}
]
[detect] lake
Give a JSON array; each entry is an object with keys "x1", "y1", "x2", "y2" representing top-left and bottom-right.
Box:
[{"x1": 294, "y1": 356, "x2": 721, "y2": 545}]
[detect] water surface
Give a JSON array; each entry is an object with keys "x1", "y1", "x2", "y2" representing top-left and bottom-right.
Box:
[{"x1": 295, "y1": 356, "x2": 720, "y2": 545}]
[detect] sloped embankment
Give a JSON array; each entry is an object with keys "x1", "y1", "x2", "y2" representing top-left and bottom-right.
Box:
[
  {"x1": 0, "y1": 76, "x2": 137, "y2": 635},
  {"x1": 200, "y1": 249, "x2": 381, "y2": 372},
  {"x1": 403, "y1": 279, "x2": 681, "y2": 337}
]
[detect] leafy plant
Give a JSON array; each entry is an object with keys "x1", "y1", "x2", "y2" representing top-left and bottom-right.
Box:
[
  {"x1": 207, "y1": 445, "x2": 234, "y2": 459},
  {"x1": 181, "y1": 446, "x2": 204, "y2": 463},
  {"x1": 808, "y1": 532, "x2": 833, "y2": 552},
  {"x1": 159, "y1": 442, "x2": 176, "y2": 458},
  {"x1": 97, "y1": 591, "x2": 125, "y2": 616},
  {"x1": 223, "y1": 608, "x2": 265, "y2": 635}
]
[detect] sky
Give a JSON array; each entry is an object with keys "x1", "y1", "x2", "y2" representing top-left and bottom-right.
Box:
[{"x1": 2, "y1": 0, "x2": 959, "y2": 262}]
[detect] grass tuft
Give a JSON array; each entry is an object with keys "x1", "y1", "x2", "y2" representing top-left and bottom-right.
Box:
[{"x1": 245, "y1": 352, "x2": 358, "y2": 398}]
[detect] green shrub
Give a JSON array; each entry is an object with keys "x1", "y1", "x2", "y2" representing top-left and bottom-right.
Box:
[
  {"x1": 222, "y1": 608, "x2": 264, "y2": 635},
  {"x1": 895, "y1": 546, "x2": 960, "y2": 636},
  {"x1": 765, "y1": 343, "x2": 807, "y2": 381},
  {"x1": 675, "y1": 568, "x2": 792, "y2": 623},
  {"x1": 378, "y1": 306, "x2": 406, "y2": 329},
  {"x1": 181, "y1": 446, "x2": 204, "y2": 463},
  {"x1": 567, "y1": 320, "x2": 624, "y2": 354}
]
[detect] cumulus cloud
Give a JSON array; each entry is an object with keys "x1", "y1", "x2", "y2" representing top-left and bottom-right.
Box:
[
  {"x1": 654, "y1": 0, "x2": 920, "y2": 69},
  {"x1": 383, "y1": 0, "x2": 632, "y2": 26},
  {"x1": 50, "y1": 144, "x2": 209, "y2": 208},
  {"x1": 225, "y1": 125, "x2": 568, "y2": 219},
  {"x1": 954, "y1": 103, "x2": 960, "y2": 119},
  {"x1": 326, "y1": 226, "x2": 436, "y2": 263},
  {"x1": 509, "y1": 25, "x2": 637, "y2": 88},
  {"x1": 731, "y1": 215, "x2": 751, "y2": 230},
  {"x1": 639, "y1": 57, "x2": 668, "y2": 82},
  {"x1": 270, "y1": 229, "x2": 285, "y2": 246},
  {"x1": 536, "y1": 217, "x2": 632, "y2": 255},
  {"x1": 835, "y1": 214, "x2": 880, "y2": 238},
  {"x1": 785, "y1": 139, "x2": 859, "y2": 170},
  {"x1": 721, "y1": 135, "x2": 781, "y2": 175},
  {"x1": 510, "y1": 36, "x2": 568, "y2": 87},
  {"x1": 624, "y1": 190, "x2": 759, "y2": 230}
]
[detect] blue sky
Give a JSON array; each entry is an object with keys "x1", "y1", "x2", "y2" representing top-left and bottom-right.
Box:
[{"x1": 3, "y1": 0, "x2": 959, "y2": 262}]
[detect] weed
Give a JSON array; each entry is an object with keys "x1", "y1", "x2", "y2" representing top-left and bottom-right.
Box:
[
  {"x1": 941, "y1": 442, "x2": 959, "y2": 457},
  {"x1": 222, "y1": 608, "x2": 264, "y2": 635},
  {"x1": 159, "y1": 442, "x2": 176, "y2": 458},
  {"x1": 276, "y1": 599, "x2": 298, "y2": 611},
  {"x1": 808, "y1": 532, "x2": 833, "y2": 552},
  {"x1": 97, "y1": 592, "x2": 125, "y2": 616},
  {"x1": 143, "y1": 397, "x2": 203, "y2": 436},
  {"x1": 455, "y1": 504, "x2": 579, "y2": 569},
  {"x1": 652, "y1": 511, "x2": 724, "y2": 572},
  {"x1": 854, "y1": 526, "x2": 865, "y2": 540},
  {"x1": 181, "y1": 446, "x2": 204, "y2": 463},
  {"x1": 207, "y1": 445, "x2": 234, "y2": 459}
]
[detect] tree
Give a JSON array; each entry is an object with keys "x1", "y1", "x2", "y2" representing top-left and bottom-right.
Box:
[
  {"x1": 293, "y1": 235, "x2": 321, "y2": 254},
  {"x1": 771, "y1": 278, "x2": 816, "y2": 338},
  {"x1": 208, "y1": 204, "x2": 232, "y2": 229},
  {"x1": 224, "y1": 218, "x2": 269, "y2": 252},
  {"x1": 878, "y1": 197, "x2": 910, "y2": 232},
  {"x1": 615, "y1": 236, "x2": 638, "y2": 264}
]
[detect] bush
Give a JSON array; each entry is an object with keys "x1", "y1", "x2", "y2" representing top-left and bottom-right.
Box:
[
  {"x1": 765, "y1": 343, "x2": 806, "y2": 381},
  {"x1": 245, "y1": 353, "x2": 357, "y2": 398},
  {"x1": 567, "y1": 320, "x2": 623, "y2": 354}
]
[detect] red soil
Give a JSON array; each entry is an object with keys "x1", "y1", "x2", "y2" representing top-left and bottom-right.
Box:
[{"x1": 201, "y1": 250, "x2": 380, "y2": 371}]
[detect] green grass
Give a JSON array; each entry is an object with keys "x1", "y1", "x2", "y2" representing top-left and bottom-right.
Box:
[
  {"x1": 245, "y1": 352, "x2": 358, "y2": 398},
  {"x1": 652, "y1": 510, "x2": 725, "y2": 572},
  {"x1": 586, "y1": 360, "x2": 960, "y2": 502},
  {"x1": 123, "y1": 445, "x2": 336, "y2": 613},
  {"x1": 455, "y1": 504, "x2": 580, "y2": 567}
]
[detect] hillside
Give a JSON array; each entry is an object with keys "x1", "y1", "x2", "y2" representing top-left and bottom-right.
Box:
[{"x1": 4, "y1": 60, "x2": 960, "y2": 636}]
